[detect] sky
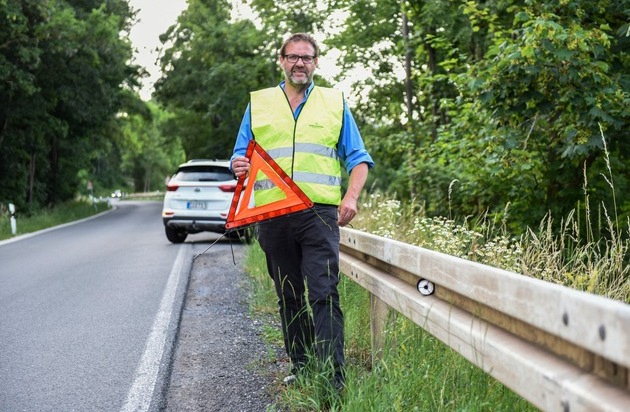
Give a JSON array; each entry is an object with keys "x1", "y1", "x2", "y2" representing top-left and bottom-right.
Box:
[{"x1": 127, "y1": 0, "x2": 188, "y2": 100}]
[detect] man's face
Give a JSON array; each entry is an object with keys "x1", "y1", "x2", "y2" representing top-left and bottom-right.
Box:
[{"x1": 280, "y1": 41, "x2": 317, "y2": 87}]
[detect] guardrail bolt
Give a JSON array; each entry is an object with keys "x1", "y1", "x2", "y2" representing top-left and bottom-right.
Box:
[
  {"x1": 598, "y1": 325, "x2": 606, "y2": 341},
  {"x1": 562, "y1": 312, "x2": 569, "y2": 326}
]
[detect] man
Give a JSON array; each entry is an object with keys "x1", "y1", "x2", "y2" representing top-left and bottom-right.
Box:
[{"x1": 231, "y1": 33, "x2": 373, "y2": 389}]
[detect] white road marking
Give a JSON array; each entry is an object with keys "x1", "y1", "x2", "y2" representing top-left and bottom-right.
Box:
[
  {"x1": 120, "y1": 244, "x2": 187, "y2": 412},
  {"x1": 0, "y1": 207, "x2": 114, "y2": 247}
]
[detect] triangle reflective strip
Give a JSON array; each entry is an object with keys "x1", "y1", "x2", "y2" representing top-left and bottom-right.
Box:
[{"x1": 225, "y1": 140, "x2": 314, "y2": 230}]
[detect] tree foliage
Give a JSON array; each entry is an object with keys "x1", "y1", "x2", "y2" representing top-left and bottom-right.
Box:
[
  {"x1": 153, "y1": 0, "x2": 273, "y2": 159},
  {"x1": 2, "y1": 0, "x2": 628, "y2": 235},
  {"x1": 0, "y1": 0, "x2": 139, "y2": 209},
  {"x1": 325, "y1": 0, "x2": 630, "y2": 232}
]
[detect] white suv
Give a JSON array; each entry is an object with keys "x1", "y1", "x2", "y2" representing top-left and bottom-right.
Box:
[{"x1": 161, "y1": 159, "x2": 237, "y2": 243}]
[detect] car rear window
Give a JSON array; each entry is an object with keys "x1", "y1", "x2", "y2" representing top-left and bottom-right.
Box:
[{"x1": 175, "y1": 166, "x2": 233, "y2": 182}]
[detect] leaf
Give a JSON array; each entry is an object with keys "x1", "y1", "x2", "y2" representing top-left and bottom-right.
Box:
[{"x1": 521, "y1": 45, "x2": 535, "y2": 58}]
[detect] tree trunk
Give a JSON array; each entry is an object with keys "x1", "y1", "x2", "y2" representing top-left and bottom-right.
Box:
[
  {"x1": 0, "y1": 116, "x2": 7, "y2": 152},
  {"x1": 424, "y1": 35, "x2": 439, "y2": 141},
  {"x1": 401, "y1": 0, "x2": 413, "y2": 129}
]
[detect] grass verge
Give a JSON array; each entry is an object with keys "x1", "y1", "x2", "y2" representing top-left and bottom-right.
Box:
[{"x1": 0, "y1": 199, "x2": 111, "y2": 241}]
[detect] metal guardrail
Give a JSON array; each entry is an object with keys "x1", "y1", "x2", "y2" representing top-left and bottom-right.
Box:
[{"x1": 339, "y1": 227, "x2": 630, "y2": 412}]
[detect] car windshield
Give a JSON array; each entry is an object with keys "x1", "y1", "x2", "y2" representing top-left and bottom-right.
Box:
[{"x1": 175, "y1": 166, "x2": 233, "y2": 182}]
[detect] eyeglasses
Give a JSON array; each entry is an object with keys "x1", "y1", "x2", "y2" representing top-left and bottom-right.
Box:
[{"x1": 283, "y1": 54, "x2": 316, "y2": 64}]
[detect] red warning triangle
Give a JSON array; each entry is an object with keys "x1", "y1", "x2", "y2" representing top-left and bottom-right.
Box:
[{"x1": 225, "y1": 140, "x2": 313, "y2": 230}]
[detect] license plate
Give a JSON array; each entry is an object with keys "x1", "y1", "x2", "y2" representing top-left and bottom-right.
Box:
[{"x1": 187, "y1": 201, "x2": 206, "y2": 210}]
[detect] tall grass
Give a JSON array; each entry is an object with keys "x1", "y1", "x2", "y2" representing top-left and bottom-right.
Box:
[
  {"x1": 339, "y1": 297, "x2": 534, "y2": 412},
  {"x1": 354, "y1": 192, "x2": 629, "y2": 303}
]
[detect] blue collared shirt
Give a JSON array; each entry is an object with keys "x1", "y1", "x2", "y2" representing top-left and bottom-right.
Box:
[{"x1": 231, "y1": 81, "x2": 374, "y2": 173}]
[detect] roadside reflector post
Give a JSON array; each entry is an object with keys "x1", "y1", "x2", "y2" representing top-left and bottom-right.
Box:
[
  {"x1": 8, "y1": 203, "x2": 16, "y2": 236},
  {"x1": 87, "y1": 180, "x2": 96, "y2": 211}
]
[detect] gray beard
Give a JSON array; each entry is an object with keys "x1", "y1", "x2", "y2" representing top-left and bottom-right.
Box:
[
  {"x1": 289, "y1": 76, "x2": 309, "y2": 86},
  {"x1": 285, "y1": 69, "x2": 312, "y2": 86}
]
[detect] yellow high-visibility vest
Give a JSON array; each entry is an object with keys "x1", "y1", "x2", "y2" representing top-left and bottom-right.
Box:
[{"x1": 250, "y1": 85, "x2": 343, "y2": 206}]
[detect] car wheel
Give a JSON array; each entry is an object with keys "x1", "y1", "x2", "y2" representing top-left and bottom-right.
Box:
[{"x1": 165, "y1": 226, "x2": 188, "y2": 243}]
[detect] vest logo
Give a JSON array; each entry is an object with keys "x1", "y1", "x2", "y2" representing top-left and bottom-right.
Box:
[{"x1": 309, "y1": 123, "x2": 324, "y2": 129}]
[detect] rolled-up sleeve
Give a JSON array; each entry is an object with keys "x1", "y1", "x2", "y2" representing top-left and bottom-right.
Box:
[{"x1": 338, "y1": 102, "x2": 374, "y2": 173}]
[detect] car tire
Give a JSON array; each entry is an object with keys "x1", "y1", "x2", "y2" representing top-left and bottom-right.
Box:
[{"x1": 165, "y1": 226, "x2": 188, "y2": 243}]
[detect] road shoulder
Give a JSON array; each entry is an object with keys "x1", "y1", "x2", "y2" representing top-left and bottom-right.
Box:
[{"x1": 164, "y1": 243, "x2": 284, "y2": 411}]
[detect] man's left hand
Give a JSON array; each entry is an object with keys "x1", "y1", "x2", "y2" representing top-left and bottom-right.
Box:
[
  {"x1": 337, "y1": 198, "x2": 358, "y2": 227},
  {"x1": 337, "y1": 163, "x2": 368, "y2": 226}
]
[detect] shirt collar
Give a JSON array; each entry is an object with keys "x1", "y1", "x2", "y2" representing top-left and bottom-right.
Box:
[{"x1": 279, "y1": 80, "x2": 315, "y2": 98}]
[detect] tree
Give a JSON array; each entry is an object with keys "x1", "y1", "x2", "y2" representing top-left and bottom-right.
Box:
[
  {"x1": 0, "y1": 0, "x2": 138, "y2": 209},
  {"x1": 153, "y1": 0, "x2": 630, "y2": 234},
  {"x1": 326, "y1": 0, "x2": 630, "y2": 232},
  {"x1": 119, "y1": 101, "x2": 185, "y2": 193},
  {"x1": 154, "y1": 0, "x2": 274, "y2": 160},
  {"x1": 451, "y1": 0, "x2": 630, "y2": 229}
]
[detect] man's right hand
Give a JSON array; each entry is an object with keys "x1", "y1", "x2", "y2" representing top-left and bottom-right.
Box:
[{"x1": 231, "y1": 156, "x2": 251, "y2": 178}]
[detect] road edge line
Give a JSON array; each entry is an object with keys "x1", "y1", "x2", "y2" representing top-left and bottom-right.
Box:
[
  {"x1": 120, "y1": 244, "x2": 188, "y2": 412},
  {"x1": 0, "y1": 206, "x2": 115, "y2": 247}
]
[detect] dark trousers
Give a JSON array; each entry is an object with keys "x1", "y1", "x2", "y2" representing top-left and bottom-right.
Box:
[{"x1": 257, "y1": 205, "x2": 344, "y2": 379}]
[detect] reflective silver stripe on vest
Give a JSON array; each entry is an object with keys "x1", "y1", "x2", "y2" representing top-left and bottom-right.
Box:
[
  {"x1": 254, "y1": 172, "x2": 342, "y2": 190},
  {"x1": 267, "y1": 143, "x2": 339, "y2": 161}
]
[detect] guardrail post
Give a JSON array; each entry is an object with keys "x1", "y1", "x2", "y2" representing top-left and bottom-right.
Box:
[{"x1": 370, "y1": 292, "x2": 391, "y2": 364}]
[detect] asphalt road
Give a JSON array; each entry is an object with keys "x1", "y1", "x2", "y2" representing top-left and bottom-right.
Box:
[{"x1": 0, "y1": 200, "x2": 192, "y2": 412}]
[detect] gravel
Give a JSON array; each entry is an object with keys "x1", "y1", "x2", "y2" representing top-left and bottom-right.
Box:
[{"x1": 163, "y1": 239, "x2": 287, "y2": 412}]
